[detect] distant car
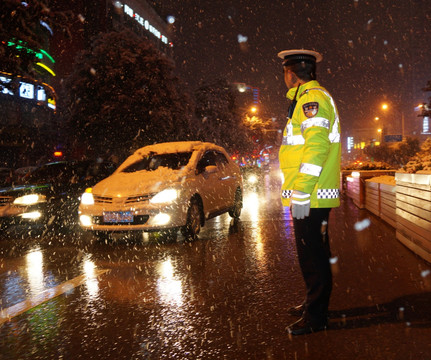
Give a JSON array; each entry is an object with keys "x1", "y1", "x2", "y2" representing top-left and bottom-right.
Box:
[
  {"x1": 241, "y1": 165, "x2": 264, "y2": 190},
  {"x1": 13, "y1": 166, "x2": 38, "y2": 182},
  {"x1": 0, "y1": 168, "x2": 13, "y2": 187},
  {"x1": 0, "y1": 160, "x2": 116, "y2": 231},
  {"x1": 78, "y1": 141, "x2": 243, "y2": 241}
]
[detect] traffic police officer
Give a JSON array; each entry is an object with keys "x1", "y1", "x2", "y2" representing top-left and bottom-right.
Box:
[{"x1": 278, "y1": 49, "x2": 341, "y2": 335}]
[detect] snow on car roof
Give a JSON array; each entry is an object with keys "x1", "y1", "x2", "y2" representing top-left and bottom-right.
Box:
[
  {"x1": 133, "y1": 141, "x2": 224, "y2": 156},
  {"x1": 116, "y1": 141, "x2": 227, "y2": 174}
]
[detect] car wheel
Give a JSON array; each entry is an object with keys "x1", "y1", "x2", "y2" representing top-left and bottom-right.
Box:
[
  {"x1": 181, "y1": 198, "x2": 201, "y2": 241},
  {"x1": 229, "y1": 188, "x2": 242, "y2": 219}
]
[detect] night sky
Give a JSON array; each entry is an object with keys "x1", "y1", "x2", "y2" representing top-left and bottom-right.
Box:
[{"x1": 155, "y1": 0, "x2": 431, "y2": 136}]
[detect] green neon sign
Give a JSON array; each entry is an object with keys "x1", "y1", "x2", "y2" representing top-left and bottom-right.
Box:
[{"x1": 7, "y1": 39, "x2": 55, "y2": 64}]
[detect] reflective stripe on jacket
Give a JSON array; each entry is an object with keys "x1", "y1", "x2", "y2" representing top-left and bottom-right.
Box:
[{"x1": 279, "y1": 80, "x2": 341, "y2": 208}]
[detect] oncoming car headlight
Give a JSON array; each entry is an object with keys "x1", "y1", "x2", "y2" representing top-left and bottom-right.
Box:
[
  {"x1": 247, "y1": 174, "x2": 258, "y2": 184},
  {"x1": 13, "y1": 194, "x2": 46, "y2": 206},
  {"x1": 81, "y1": 188, "x2": 94, "y2": 205},
  {"x1": 150, "y1": 189, "x2": 179, "y2": 204}
]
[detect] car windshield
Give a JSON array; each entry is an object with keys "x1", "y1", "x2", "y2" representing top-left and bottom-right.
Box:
[{"x1": 121, "y1": 152, "x2": 193, "y2": 173}]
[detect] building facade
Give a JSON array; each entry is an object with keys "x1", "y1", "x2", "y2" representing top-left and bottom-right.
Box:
[{"x1": 0, "y1": 0, "x2": 172, "y2": 167}]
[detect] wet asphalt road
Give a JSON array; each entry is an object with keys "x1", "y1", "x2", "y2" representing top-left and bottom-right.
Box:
[{"x1": 1, "y1": 173, "x2": 431, "y2": 360}]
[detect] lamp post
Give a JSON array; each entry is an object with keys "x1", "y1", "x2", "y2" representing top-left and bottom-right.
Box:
[
  {"x1": 380, "y1": 102, "x2": 405, "y2": 140},
  {"x1": 377, "y1": 128, "x2": 382, "y2": 144},
  {"x1": 381, "y1": 103, "x2": 389, "y2": 139},
  {"x1": 249, "y1": 106, "x2": 258, "y2": 114}
]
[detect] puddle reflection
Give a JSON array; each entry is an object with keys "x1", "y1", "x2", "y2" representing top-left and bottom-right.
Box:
[
  {"x1": 157, "y1": 257, "x2": 183, "y2": 306},
  {"x1": 82, "y1": 256, "x2": 100, "y2": 300},
  {"x1": 25, "y1": 247, "x2": 44, "y2": 297}
]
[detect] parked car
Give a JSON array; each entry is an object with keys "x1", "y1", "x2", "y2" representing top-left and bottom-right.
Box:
[
  {"x1": 78, "y1": 141, "x2": 243, "y2": 241},
  {"x1": 0, "y1": 160, "x2": 116, "y2": 231}
]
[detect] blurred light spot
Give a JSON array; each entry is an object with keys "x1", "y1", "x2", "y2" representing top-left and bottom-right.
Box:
[
  {"x1": 167, "y1": 15, "x2": 175, "y2": 24},
  {"x1": 157, "y1": 258, "x2": 183, "y2": 306},
  {"x1": 421, "y1": 270, "x2": 430, "y2": 277},
  {"x1": 237, "y1": 34, "x2": 248, "y2": 43},
  {"x1": 330, "y1": 256, "x2": 338, "y2": 264},
  {"x1": 243, "y1": 192, "x2": 259, "y2": 223},
  {"x1": 354, "y1": 218, "x2": 371, "y2": 231},
  {"x1": 398, "y1": 307, "x2": 405, "y2": 320},
  {"x1": 83, "y1": 258, "x2": 99, "y2": 299},
  {"x1": 26, "y1": 248, "x2": 44, "y2": 296}
]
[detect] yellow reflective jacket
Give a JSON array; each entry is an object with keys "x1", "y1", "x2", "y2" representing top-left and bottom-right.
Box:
[{"x1": 279, "y1": 80, "x2": 341, "y2": 208}]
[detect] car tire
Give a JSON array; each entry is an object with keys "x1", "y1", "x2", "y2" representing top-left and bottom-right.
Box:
[
  {"x1": 181, "y1": 198, "x2": 201, "y2": 241},
  {"x1": 228, "y1": 188, "x2": 242, "y2": 219}
]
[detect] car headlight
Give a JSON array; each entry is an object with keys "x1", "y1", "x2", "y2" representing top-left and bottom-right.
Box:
[
  {"x1": 150, "y1": 189, "x2": 179, "y2": 204},
  {"x1": 13, "y1": 194, "x2": 46, "y2": 206},
  {"x1": 247, "y1": 175, "x2": 258, "y2": 184},
  {"x1": 81, "y1": 188, "x2": 94, "y2": 205}
]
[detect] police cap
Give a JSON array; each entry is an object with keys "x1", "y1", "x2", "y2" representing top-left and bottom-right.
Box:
[{"x1": 278, "y1": 49, "x2": 323, "y2": 67}]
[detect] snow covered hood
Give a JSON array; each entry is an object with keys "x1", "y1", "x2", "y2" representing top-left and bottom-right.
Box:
[{"x1": 92, "y1": 166, "x2": 189, "y2": 196}]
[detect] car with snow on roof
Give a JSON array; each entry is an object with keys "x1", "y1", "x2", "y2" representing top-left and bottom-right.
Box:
[{"x1": 78, "y1": 141, "x2": 243, "y2": 242}]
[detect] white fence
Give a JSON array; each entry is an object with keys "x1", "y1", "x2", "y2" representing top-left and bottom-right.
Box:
[{"x1": 345, "y1": 171, "x2": 431, "y2": 263}]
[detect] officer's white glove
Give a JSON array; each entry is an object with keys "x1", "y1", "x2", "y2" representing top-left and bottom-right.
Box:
[{"x1": 291, "y1": 190, "x2": 311, "y2": 219}]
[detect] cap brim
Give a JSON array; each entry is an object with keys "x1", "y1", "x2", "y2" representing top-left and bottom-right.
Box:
[{"x1": 277, "y1": 49, "x2": 323, "y2": 63}]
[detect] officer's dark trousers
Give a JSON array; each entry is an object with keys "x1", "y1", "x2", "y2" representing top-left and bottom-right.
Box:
[{"x1": 293, "y1": 208, "x2": 332, "y2": 325}]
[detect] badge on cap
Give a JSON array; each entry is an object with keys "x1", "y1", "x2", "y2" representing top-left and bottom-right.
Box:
[{"x1": 302, "y1": 102, "x2": 319, "y2": 118}]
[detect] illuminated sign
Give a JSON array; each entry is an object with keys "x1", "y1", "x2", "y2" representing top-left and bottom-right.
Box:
[
  {"x1": 37, "y1": 87, "x2": 46, "y2": 101},
  {"x1": 36, "y1": 62, "x2": 56, "y2": 76},
  {"x1": 48, "y1": 98, "x2": 56, "y2": 110},
  {"x1": 0, "y1": 76, "x2": 13, "y2": 95},
  {"x1": 0, "y1": 73, "x2": 56, "y2": 111},
  {"x1": 6, "y1": 39, "x2": 55, "y2": 63},
  {"x1": 119, "y1": 2, "x2": 172, "y2": 47},
  {"x1": 5, "y1": 39, "x2": 56, "y2": 76},
  {"x1": 347, "y1": 136, "x2": 354, "y2": 153},
  {"x1": 19, "y1": 82, "x2": 34, "y2": 99}
]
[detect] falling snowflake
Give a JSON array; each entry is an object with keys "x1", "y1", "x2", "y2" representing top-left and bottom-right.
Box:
[
  {"x1": 354, "y1": 218, "x2": 371, "y2": 231},
  {"x1": 237, "y1": 34, "x2": 248, "y2": 43},
  {"x1": 421, "y1": 270, "x2": 431, "y2": 278}
]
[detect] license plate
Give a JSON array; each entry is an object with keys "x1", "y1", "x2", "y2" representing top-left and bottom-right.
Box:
[{"x1": 103, "y1": 211, "x2": 133, "y2": 223}]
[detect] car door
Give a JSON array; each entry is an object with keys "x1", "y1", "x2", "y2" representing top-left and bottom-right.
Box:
[
  {"x1": 195, "y1": 150, "x2": 223, "y2": 216},
  {"x1": 213, "y1": 151, "x2": 237, "y2": 209}
]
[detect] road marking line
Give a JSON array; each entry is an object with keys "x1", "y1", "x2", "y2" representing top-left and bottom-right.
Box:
[{"x1": 0, "y1": 269, "x2": 108, "y2": 326}]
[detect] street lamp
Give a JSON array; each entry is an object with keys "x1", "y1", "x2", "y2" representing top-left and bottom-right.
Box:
[{"x1": 380, "y1": 102, "x2": 405, "y2": 139}]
